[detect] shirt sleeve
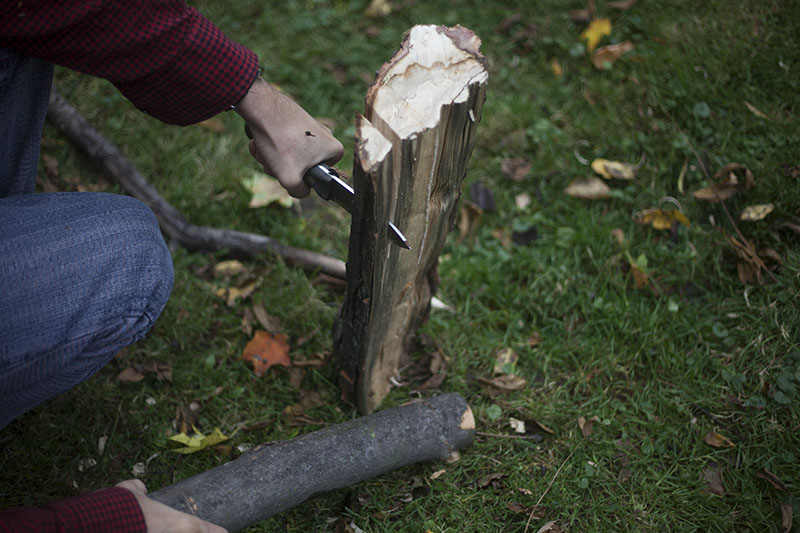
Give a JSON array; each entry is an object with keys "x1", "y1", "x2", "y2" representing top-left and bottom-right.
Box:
[
  {"x1": 0, "y1": 487, "x2": 146, "y2": 533},
  {"x1": 0, "y1": 0, "x2": 260, "y2": 125}
]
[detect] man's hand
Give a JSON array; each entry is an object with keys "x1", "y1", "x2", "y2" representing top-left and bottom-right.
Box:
[
  {"x1": 235, "y1": 78, "x2": 344, "y2": 198},
  {"x1": 116, "y1": 479, "x2": 227, "y2": 533}
]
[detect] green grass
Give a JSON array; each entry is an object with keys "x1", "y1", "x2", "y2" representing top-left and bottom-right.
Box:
[{"x1": 3, "y1": 0, "x2": 799, "y2": 531}]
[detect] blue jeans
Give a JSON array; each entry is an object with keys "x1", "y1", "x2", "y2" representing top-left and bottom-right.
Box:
[{"x1": 0, "y1": 49, "x2": 174, "y2": 430}]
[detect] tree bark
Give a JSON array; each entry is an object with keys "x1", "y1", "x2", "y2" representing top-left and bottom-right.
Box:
[
  {"x1": 150, "y1": 393, "x2": 474, "y2": 532},
  {"x1": 333, "y1": 25, "x2": 488, "y2": 413},
  {"x1": 46, "y1": 87, "x2": 346, "y2": 279}
]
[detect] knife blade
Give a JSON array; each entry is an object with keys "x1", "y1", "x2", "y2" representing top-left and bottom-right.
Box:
[{"x1": 245, "y1": 125, "x2": 411, "y2": 250}]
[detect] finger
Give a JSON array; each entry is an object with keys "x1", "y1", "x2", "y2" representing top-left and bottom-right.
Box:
[
  {"x1": 248, "y1": 140, "x2": 263, "y2": 165},
  {"x1": 286, "y1": 180, "x2": 311, "y2": 199}
]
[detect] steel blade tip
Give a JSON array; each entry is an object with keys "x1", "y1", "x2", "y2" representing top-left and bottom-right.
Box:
[{"x1": 388, "y1": 220, "x2": 411, "y2": 250}]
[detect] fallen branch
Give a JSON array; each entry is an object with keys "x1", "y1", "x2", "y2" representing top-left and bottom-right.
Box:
[
  {"x1": 46, "y1": 86, "x2": 346, "y2": 279},
  {"x1": 151, "y1": 393, "x2": 474, "y2": 531}
]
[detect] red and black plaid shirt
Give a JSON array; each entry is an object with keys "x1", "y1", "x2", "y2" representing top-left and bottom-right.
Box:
[
  {"x1": 0, "y1": 0, "x2": 258, "y2": 528},
  {"x1": 0, "y1": 0, "x2": 260, "y2": 125},
  {"x1": 0, "y1": 487, "x2": 146, "y2": 532}
]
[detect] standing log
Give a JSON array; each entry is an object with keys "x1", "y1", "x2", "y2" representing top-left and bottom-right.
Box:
[
  {"x1": 333, "y1": 25, "x2": 488, "y2": 413},
  {"x1": 151, "y1": 393, "x2": 474, "y2": 532}
]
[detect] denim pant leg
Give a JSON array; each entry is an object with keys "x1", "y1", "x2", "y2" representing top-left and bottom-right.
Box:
[
  {"x1": 0, "y1": 47, "x2": 53, "y2": 196},
  {"x1": 0, "y1": 192, "x2": 175, "y2": 430}
]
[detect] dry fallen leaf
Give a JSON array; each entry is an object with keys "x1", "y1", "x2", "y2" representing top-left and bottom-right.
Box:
[
  {"x1": 169, "y1": 426, "x2": 229, "y2": 454},
  {"x1": 693, "y1": 163, "x2": 754, "y2": 202},
  {"x1": 214, "y1": 259, "x2": 246, "y2": 278},
  {"x1": 744, "y1": 101, "x2": 768, "y2": 119},
  {"x1": 241, "y1": 330, "x2": 291, "y2": 377},
  {"x1": 565, "y1": 177, "x2": 610, "y2": 199},
  {"x1": 704, "y1": 431, "x2": 735, "y2": 448},
  {"x1": 197, "y1": 117, "x2": 226, "y2": 133},
  {"x1": 592, "y1": 40, "x2": 634, "y2": 69},
  {"x1": 117, "y1": 366, "x2": 145, "y2": 383},
  {"x1": 630, "y1": 262, "x2": 649, "y2": 289},
  {"x1": 252, "y1": 304, "x2": 283, "y2": 333},
  {"x1": 509, "y1": 417, "x2": 527, "y2": 434},
  {"x1": 578, "y1": 415, "x2": 600, "y2": 438},
  {"x1": 581, "y1": 18, "x2": 611, "y2": 53},
  {"x1": 635, "y1": 207, "x2": 691, "y2": 230},
  {"x1": 242, "y1": 171, "x2": 294, "y2": 208},
  {"x1": 781, "y1": 503, "x2": 793, "y2": 533},
  {"x1": 591, "y1": 158, "x2": 637, "y2": 180},
  {"x1": 608, "y1": 0, "x2": 638, "y2": 9},
  {"x1": 458, "y1": 201, "x2": 483, "y2": 244},
  {"x1": 611, "y1": 228, "x2": 625, "y2": 245},
  {"x1": 493, "y1": 348, "x2": 518, "y2": 376},
  {"x1": 756, "y1": 468, "x2": 788, "y2": 491},
  {"x1": 537, "y1": 521, "x2": 563, "y2": 533},
  {"x1": 216, "y1": 280, "x2": 258, "y2": 307},
  {"x1": 739, "y1": 203, "x2": 774, "y2": 221},
  {"x1": 501, "y1": 156, "x2": 532, "y2": 181},
  {"x1": 703, "y1": 466, "x2": 725, "y2": 495},
  {"x1": 365, "y1": 0, "x2": 392, "y2": 18},
  {"x1": 551, "y1": 57, "x2": 563, "y2": 78}
]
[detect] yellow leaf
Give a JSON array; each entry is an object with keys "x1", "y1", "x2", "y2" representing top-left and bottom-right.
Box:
[
  {"x1": 169, "y1": 427, "x2": 230, "y2": 454},
  {"x1": 197, "y1": 118, "x2": 226, "y2": 133},
  {"x1": 739, "y1": 203, "x2": 774, "y2": 221},
  {"x1": 242, "y1": 171, "x2": 294, "y2": 209},
  {"x1": 551, "y1": 58, "x2": 563, "y2": 78},
  {"x1": 213, "y1": 259, "x2": 245, "y2": 277},
  {"x1": 365, "y1": 0, "x2": 392, "y2": 18},
  {"x1": 592, "y1": 40, "x2": 634, "y2": 69},
  {"x1": 634, "y1": 207, "x2": 691, "y2": 230},
  {"x1": 704, "y1": 431, "x2": 735, "y2": 448},
  {"x1": 564, "y1": 177, "x2": 610, "y2": 199},
  {"x1": 580, "y1": 18, "x2": 611, "y2": 54},
  {"x1": 215, "y1": 280, "x2": 258, "y2": 307},
  {"x1": 591, "y1": 158, "x2": 637, "y2": 180}
]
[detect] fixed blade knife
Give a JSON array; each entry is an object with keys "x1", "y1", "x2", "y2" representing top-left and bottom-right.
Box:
[{"x1": 245, "y1": 125, "x2": 410, "y2": 250}]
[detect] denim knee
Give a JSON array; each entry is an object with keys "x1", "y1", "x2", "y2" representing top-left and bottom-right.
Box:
[{"x1": 0, "y1": 192, "x2": 174, "y2": 428}]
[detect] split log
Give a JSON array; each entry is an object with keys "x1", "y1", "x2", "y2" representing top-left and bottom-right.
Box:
[
  {"x1": 333, "y1": 25, "x2": 488, "y2": 413},
  {"x1": 151, "y1": 393, "x2": 474, "y2": 532},
  {"x1": 46, "y1": 87, "x2": 346, "y2": 279}
]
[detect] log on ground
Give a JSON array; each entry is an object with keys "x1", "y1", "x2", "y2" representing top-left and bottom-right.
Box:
[
  {"x1": 333, "y1": 25, "x2": 488, "y2": 413},
  {"x1": 150, "y1": 393, "x2": 474, "y2": 532}
]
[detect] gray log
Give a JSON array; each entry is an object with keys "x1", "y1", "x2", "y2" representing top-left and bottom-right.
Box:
[{"x1": 150, "y1": 393, "x2": 474, "y2": 531}]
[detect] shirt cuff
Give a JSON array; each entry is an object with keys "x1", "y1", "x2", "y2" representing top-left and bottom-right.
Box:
[{"x1": 46, "y1": 487, "x2": 147, "y2": 533}]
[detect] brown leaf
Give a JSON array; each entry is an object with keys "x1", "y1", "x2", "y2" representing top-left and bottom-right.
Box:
[
  {"x1": 611, "y1": 228, "x2": 625, "y2": 245},
  {"x1": 703, "y1": 467, "x2": 725, "y2": 495},
  {"x1": 693, "y1": 163, "x2": 755, "y2": 202},
  {"x1": 565, "y1": 177, "x2": 610, "y2": 199},
  {"x1": 536, "y1": 522, "x2": 563, "y2": 533},
  {"x1": 241, "y1": 307, "x2": 254, "y2": 336},
  {"x1": 578, "y1": 415, "x2": 600, "y2": 437},
  {"x1": 756, "y1": 468, "x2": 787, "y2": 491},
  {"x1": 630, "y1": 263, "x2": 649, "y2": 289},
  {"x1": 117, "y1": 366, "x2": 145, "y2": 383},
  {"x1": 528, "y1": 332, "x2": 542, "y2": 349},
  {"x1": 458, "y1": 201, "x2": 483, "y2": 244},
  {"x1": 478, "y1": 472, "x2": 505, "y2": 488},
  {"x1": 288, "y1": 367, "x2": 306, "y2": 389},
  {"x1": 216, "y1": 280, "x2": 259, "y2": 307},
  {"x1": 704, "y1": 431, "x2": 735, "y2": 448},
  {"x1": 241, "y1": 330, "x2": 290, "y2": 377},
  {"x1": 252, "y1": 304, "x2": 283, "y2": 334},
  {"x1": 477, "y1": 374, "x2": 527, "y2": 393},
  {"x1": 781, "y1": 503, "x2": 793, "y2": 533},
  {"x1": 592, "y1": 40, "x2": 635, "y2": 69},
  {"x1": 608, "y1": 0, "x2": 638, "y2": 9},
  {"x1": 744, "y1": 101, "x2": 768, "y2": 119},
  {"x1": 284, "y1": 389, "x2": 325, "y2": 417},
  {"x1": 501, "y1": 156, "x2": 532, "y2": 182},
  {"x1": 198, "y1": 118, "x2": 226, "y2": 133}
]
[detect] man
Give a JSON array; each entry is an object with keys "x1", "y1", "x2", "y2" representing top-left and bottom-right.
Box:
[{"x1": 0, "y1": 0, "x2": 343, "y2": 530}]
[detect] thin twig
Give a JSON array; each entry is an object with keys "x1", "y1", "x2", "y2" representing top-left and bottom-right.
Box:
[
  {"x1": 524, "y1": 441, "x2": 582, "y2": 533},
  {"x1": 476, "y1": 431, "x2": 542, "y2": 441}
]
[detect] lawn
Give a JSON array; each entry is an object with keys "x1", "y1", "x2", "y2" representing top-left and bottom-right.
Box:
[{"x1": 2, "y1": 0, "x2": 799, "y2": 531}]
